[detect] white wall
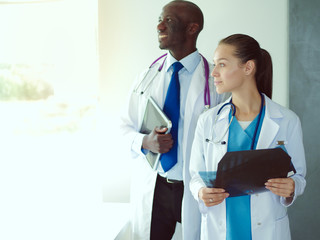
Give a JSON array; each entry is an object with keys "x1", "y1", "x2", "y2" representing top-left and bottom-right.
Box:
[{"x1": 98, "y1": 0, "x2": 289, "y2": 202}]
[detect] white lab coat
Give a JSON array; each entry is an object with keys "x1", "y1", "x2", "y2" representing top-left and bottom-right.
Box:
[
  {"x1": 120, "y1": 53, "x2": 226, "y2": 240},
  {"x1": 189, "y1": 94, "x2": 307, "y2": 240}
]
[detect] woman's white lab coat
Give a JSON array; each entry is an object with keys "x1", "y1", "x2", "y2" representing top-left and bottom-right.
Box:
[
  {"x1": 120, "y1": 54, "x2": 225, "y2": 240},
  {"x1": 189, "y1": 94, "x2": 307, "y2": 240}
]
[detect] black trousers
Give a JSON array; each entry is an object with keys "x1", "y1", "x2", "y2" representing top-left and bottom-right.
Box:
[{"x1": 150, "y1": 175, "x2": 184, "y2": 240}]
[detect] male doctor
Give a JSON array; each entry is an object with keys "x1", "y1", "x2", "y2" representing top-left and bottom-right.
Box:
[{"x1": 120, "y1": 1, "x2": 227, "y2": 239}]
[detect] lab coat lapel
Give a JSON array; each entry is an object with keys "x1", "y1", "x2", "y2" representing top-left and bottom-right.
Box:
[
  {"x1": 183, "y1": 58, "x2": 206, "y2": 137},
  {"x1": 212, "y1": 101, "x2": 230, "y2": 146},
  {"x1": 256, "y1": 95, "x2": 283, "y2": 149},
  {"x1": 150, "y1": 62, "x2": 167, "y2": 108}
]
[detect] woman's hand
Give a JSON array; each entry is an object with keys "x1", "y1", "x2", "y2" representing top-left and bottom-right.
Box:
[
  {"x1": 199, "y1": 187, "x2": 229, "y2": 207},
  {"x1": 265, "y1": 177, "x2": 295, "y2": 198}
]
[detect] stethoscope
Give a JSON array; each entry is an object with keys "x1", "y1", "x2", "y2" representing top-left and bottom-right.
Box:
[
  {"x1": 133, "y1": 53, "x2": 211, "y2": 110},
  {"x1": 206, "y1": 93, "x2": 265, "y2": 148}
]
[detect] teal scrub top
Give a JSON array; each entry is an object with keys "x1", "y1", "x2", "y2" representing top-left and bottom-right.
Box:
[{"x1": 226, "y1": 106, "x2": 265, "y2": 240}]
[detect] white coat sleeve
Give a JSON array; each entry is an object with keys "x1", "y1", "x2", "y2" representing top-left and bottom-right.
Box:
[
  {"x1": 280, "y1": 114, "x2": 307, "y2": 206},
  {"x1": 189, "y1": 113, "x2": 207, "y2": 202}
]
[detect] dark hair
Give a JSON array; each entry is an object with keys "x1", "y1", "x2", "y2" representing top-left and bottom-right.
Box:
[
  {"x1": 170, "y1": 0, "x2": 204, "y2": 33},
  {"x1": 219, "y1": 34, "x2": 273, "y2": 99}
]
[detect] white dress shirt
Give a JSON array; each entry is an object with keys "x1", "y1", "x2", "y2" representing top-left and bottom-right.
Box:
[{"x1": 157, "y1": 50, "x2": 201, "y2": 180}]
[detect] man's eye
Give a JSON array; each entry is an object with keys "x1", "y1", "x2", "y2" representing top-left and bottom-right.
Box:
[{"x1": 166, "y1": 17, "x2": 172, "y2": 22}]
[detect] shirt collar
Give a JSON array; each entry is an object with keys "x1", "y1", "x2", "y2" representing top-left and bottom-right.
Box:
[{"x1": 165, "y1": 50, "x2": 201, "y2": 73}]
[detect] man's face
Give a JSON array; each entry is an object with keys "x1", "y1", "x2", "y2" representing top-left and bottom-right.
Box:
[{"x1": 157, "y1": 3, "x2": 188, "y2": 52}]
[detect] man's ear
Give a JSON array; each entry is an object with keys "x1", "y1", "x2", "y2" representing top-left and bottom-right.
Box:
[
  {"x1": 244, "y1": 60, "x2": 256, "y2": 75},
  {"x1": 187, "y1": 23, "x2": 200, "y2": 35}
]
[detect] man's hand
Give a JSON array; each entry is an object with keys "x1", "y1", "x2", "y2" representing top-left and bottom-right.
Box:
[{"x1": 142, "y1": 127, "x2": 173, "y2": 153}]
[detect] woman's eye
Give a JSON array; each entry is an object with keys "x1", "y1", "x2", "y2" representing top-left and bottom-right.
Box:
[{"x1": 213, "y1": 63, "x2": 224, "y2": 68}]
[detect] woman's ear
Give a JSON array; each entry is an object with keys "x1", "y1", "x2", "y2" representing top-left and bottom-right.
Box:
[{"x1": 244, "y1": 60, "x2": 256, "y2": 75}]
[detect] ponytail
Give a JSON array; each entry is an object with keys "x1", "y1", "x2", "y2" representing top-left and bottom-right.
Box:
[{"x1": 256, "y1": 49, "x2": 272, "y2": 99}]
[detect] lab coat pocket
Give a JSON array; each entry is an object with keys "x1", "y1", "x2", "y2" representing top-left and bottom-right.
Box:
[
  {"x1": 275, "y1": 214, "x2": 291, "y2": 240},
  {"x1": 199, "y1": 200, "x2": 208, "y2": 214},
  {"x1": 275, "y1": 144, "x2": 288, "y2": 153}
]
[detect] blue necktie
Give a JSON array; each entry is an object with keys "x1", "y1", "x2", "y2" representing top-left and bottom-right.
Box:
[{"x1": 160, "y1": 62, "x2": 183, "y2": 172}]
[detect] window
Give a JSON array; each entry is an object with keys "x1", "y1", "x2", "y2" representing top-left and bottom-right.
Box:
[
  {"x1": 0, "y1": 2, "x2": 101, "y2": 238},
  {"x1": 0, "y1": 0, "x2": 98, "y2": 135}
]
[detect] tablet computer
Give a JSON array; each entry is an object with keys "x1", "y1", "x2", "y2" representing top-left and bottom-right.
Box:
[{"x1": 140, "y1": 97, "x2": 172, "y2": 170}]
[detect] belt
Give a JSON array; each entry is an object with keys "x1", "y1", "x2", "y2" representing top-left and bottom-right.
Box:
[{"x1": 158, "y1": 174, "x2": 183, "y2": 184}]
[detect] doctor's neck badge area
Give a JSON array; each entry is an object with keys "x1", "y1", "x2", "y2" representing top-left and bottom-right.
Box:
[{"x1": 133, "y1": 53, "x2": 211, "y2": 111}]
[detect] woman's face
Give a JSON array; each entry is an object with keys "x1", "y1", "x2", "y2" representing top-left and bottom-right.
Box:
[{"x1": 211, "y1": 43, "x2": 246, "y2": 94}]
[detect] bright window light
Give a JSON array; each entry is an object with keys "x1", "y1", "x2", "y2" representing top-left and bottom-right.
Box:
[
  {"x1": 0, "y1": 0, "x2": 98, "y2": 135},
  {"x1": 0, "y1": 2, "x2": 106, "y2": 239}
]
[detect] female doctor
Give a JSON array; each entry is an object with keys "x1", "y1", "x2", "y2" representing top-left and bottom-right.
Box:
[{"x1": 189, "y1": 34, "x2": 306, "y2": 240}]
